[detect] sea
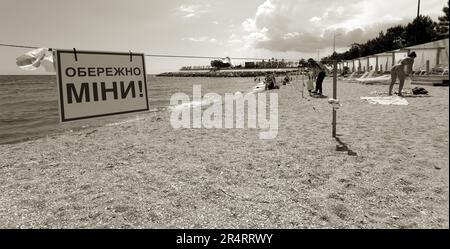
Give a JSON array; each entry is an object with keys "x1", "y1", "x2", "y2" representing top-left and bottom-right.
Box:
[{"x1": 0, "y1": 75, "x2": 258, "y2": 144}]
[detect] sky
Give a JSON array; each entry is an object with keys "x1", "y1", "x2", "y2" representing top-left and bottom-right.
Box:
[{"x1": 0, "y1": 0, "x2": 447, "y2": 74}]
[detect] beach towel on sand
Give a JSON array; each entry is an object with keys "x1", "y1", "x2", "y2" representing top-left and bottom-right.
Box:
[{"x1": 360, "y1": 96, "x2": 409, "y2": 106}]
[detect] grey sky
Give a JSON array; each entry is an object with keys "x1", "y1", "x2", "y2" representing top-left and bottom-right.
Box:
[{"x1": 0, "y1": 0, "x2": 447, "y2": 74}]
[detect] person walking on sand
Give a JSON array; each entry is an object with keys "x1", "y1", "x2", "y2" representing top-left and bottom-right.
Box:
[{"x1": 389, "y1": 52, "x2": 416, "y2": 96}]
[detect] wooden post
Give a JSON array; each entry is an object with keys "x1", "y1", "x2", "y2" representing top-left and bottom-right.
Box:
[
  {"x1": 392, "y1": 52, "x2": 396, "y2": 66},
  {"x1": 332, "y1": 60, "x2": 337, "y2": 138},
  {"x1": 436, "y1": 48, "x2": 441, "y2": 66},
  {"x1": 367, "y1": 57, "x2": 370, "y2": 72},
  {"x1": 375, "y1": 56, "x2": 379, "y2": 72}
]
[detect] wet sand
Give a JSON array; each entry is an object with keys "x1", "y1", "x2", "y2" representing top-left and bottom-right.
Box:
[{"x1": 0, "y1": 78, "x2": 448, "y2": 228}]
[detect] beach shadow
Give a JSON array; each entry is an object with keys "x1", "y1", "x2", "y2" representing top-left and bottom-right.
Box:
[
  {"x1": 334, "y1": 136, "x2": 358, "y2": 156},
  {"x1": 311, "y1": 94, "x2": 328, "y2": 99}
]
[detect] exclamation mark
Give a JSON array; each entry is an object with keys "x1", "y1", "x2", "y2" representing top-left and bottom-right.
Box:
[{"x1": 138, "y1": 81, "x2": 143, "y2": 97}]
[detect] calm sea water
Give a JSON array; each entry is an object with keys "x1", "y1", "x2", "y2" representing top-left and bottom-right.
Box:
[{"x1": 0, "y1": 75, "x2": 256, "y2": 144}]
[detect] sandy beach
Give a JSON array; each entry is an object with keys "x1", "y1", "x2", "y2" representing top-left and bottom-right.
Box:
[{"x1": 0, "y1": 78, "x2": 448, "y2": 228}]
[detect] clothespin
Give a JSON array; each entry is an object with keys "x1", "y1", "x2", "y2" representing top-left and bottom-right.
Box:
[
  {"x1": 129, "y1": 50, "x2": 133, "y2": 62},
  {"x1": 73, "y1": 48, "x2": 78, "y2": 61}
]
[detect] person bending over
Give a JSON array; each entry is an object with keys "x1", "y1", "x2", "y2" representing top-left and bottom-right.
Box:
[
  {"x1": 307, "y1": 58, "x2": 326, "y2": 95},
  {"x1": 389, "y1": 52, "x2": 416, "y2": 96}
]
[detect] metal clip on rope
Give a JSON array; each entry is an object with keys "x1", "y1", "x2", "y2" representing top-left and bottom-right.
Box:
[{"x1": 73, "y1": 48, "x2": 78, "y2": 61}]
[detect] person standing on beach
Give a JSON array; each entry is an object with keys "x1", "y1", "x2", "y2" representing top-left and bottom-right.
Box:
[
  {"x1": 307, "y1": 58, "x2": 326, "y2": 95},
  {"x1": 283, "y1": 74, "x2": 290, "y2": 85},
  {"x1": 389, "y1": 52, "x2": 416, "y2": 96},
  {"x1": 315, "y1": 70, "x2": 326, "y2": 95},
  {"x1": 265, "y1": 72, "x2": 277, "y2": 90}
]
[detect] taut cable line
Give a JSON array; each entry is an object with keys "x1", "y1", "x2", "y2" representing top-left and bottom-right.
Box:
[{"x1": 0, "y1": 42, "x2": 303, "y2": 62}]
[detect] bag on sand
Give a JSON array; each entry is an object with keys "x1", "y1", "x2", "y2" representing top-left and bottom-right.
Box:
[{"x1": 412, "y1": 87, "x2": 428, "y2": 95}]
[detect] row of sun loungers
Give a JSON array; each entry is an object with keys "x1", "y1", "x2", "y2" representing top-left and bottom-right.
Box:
[{"x1": 341, "y1": 69, "x2": 449, "y2": 86}]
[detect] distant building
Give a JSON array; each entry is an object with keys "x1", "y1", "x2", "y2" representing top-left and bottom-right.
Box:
[{"x1": 245, "y1": 62, "x2": 256, "y2": 68}]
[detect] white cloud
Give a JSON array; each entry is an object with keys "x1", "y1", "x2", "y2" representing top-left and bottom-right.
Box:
[
  {"x1": 256, "y1": 0, "x2": 276, "y2": 16},
  {"x1": 282, "y1": 32, "x2": 300, "y2": 40},
  {"x1": 309, "y1": 16, "x2": 321, "y2": 23},
  {"x1": 182, "y1": 36, "x2": 218, "y2": 43},
  {"x1": 242, "y1": 27, "x2": 270, "y2": 48},
  {"x1": 229, "y1": 39, "x2": 243, "y2": 44},
  {"x1": 238, "y1": 0, "x2": 447, "y2": 53},
  {"x1": 176, "y1": 4, "x2": 208, "y2": 18},
  {"x1": 242, "y1": 18, "x2": 257, "y2": 32}
]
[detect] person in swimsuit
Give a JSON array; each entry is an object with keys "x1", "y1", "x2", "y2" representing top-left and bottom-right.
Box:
[{"x1": 389, "y1": 52, "x2": 416, "y2": 96}]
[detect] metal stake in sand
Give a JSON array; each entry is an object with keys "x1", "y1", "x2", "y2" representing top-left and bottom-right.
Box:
[
  {"x1": 332, "y1": 60, "x2": 337, "y2": 138},
  {"x1": 301, "y1": 70, "x2": 305, "y2": 99}
]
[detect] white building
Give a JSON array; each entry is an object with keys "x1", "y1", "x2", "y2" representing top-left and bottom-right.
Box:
[{"x1": 341, "y1": 38, "x2": 449, "y2": 73}]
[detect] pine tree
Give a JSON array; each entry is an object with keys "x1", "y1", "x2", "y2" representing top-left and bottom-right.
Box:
[
  {"x1": 436, "y1": 0, "x2": 449, "y2": 36},
  {"x1": 403, "y1": 15, "x2": 438, "y2": 46}
]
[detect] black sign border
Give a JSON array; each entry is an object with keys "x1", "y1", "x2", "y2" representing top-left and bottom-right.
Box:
[{"x1": 56, "y1": 50, "x2": 149, "y2": 122}]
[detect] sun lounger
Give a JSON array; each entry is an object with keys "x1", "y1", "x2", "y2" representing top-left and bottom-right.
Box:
[
  {"x1": 356, "y1": 75, "x2": 391, "y2": 84},
  {"x1": 346, "y1": 72, "x2": 369, "y2": 83},
  {"x1": 358, "y1": 72, "x2": 369, "y2": 79},
  {"x1": 342, "y1": 72, "x2": 356, "y2": 81},
  {"x1": 366, "y1": 70, "x2": 376, "y2": 78}
]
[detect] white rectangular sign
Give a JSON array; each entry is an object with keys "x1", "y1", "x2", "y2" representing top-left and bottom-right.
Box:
[{"x1": 55, "y1": 49, "x2": 149, "y2": 122}]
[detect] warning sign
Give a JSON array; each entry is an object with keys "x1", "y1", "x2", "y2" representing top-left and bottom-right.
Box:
[{"x1": 55, "y1": 49, "x2": 149, "y2": 122}]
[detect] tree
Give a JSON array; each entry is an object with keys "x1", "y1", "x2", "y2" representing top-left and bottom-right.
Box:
[
  {"x1": 298, "y1": 58, "x2": 308, "y2": 68},
  {"x1": 403, "y1": 15, "x2": 438, "y2": 46},
  {"x1": 321, "y1": 1, "x2": 448, "y2": 62},
  {"x1": 436, "y1": 0, "x2": 449, "y2": 36},
  {"x1": 385, "y1": 25, "x2": 407, "y2": 49},
  {"x1": 210, "y1": 60, "x2": 231, "y2": 69}
]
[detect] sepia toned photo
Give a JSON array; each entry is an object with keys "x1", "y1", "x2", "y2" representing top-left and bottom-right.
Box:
[{"x1": 0, "y1": 0, "x2": 448, "y2": 242}]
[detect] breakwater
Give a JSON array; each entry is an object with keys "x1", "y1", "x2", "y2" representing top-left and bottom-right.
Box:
[{"x1": 157, "y1": 69, "x2": 299, "y2": 78}]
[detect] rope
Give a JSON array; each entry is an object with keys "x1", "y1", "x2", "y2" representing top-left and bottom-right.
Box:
[
  {"x1": 0, "y1": 43, "x2": 40, "y2": 50},
  {"x1": 0, "y1": 42, "x2": 299, "y2": 62},
  {"x1": 144, "y1": 53, "x2": 266, "y2": 61}
]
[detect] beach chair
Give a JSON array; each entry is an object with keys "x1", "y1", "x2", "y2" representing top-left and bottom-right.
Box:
[
  {"x1": 356, "y1": 75, "x2": 391, "y2": 84},
  {"x1": 356, "y1": 72, "x2": 369, "y2": 80},
  {"x1": 366, "y1": 70, "x2": 376, "y2": 79},
  {"x1": 361, "y1": 72, "x2": 369, "y2": 78},
  {"x1": 343, "y1": 72, "x2": 356, "y2": 81}
]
